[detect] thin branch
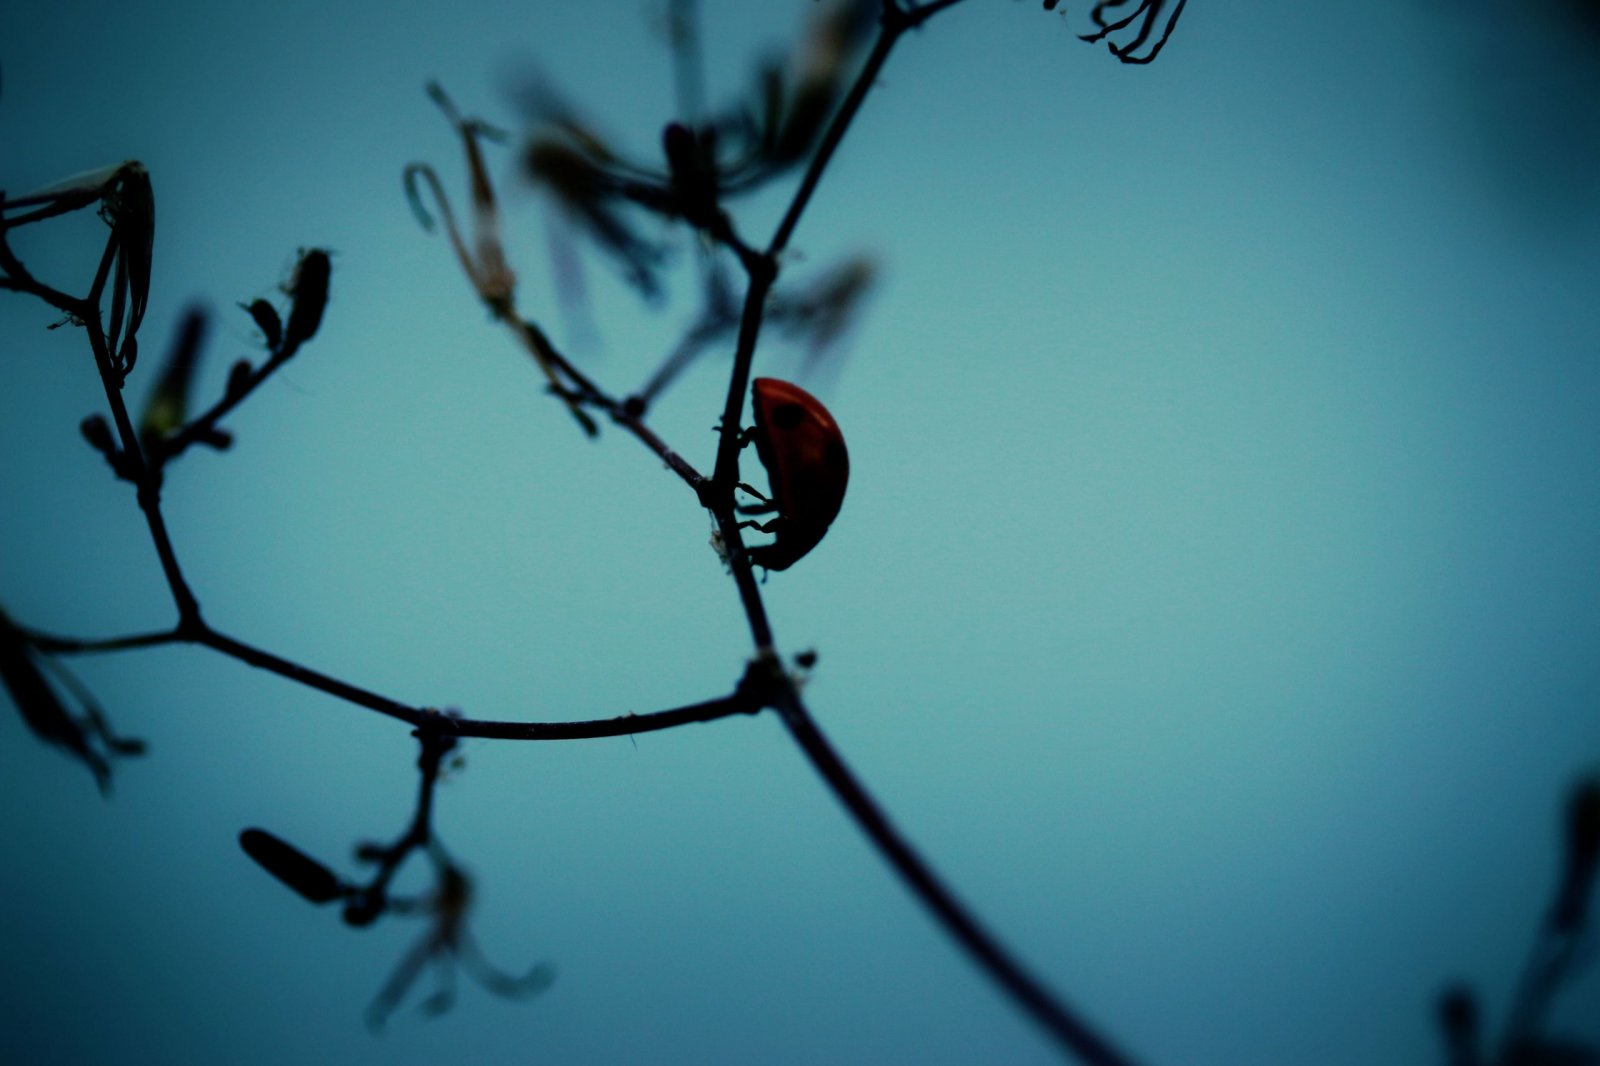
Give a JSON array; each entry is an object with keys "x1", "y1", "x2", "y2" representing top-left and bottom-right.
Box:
[
  {"x1": 906, "y1": 0, "x2": 972, "y2": 22},
  {"x1": 775, "y1": 690, "x2": 1143, "y2": 1066},
  {"x1": 80, "y1": 310, "x2": 203, "y2": 626},
  {"x1": 197, "y1": 624, "x2": 757, "y2": 740},
  {"x1": 25, "y1": 627, "x2": 183, "y2": 654},
  {"x1": 154, "y1": 330, "x2": 309, "y2": 466},
  {"x1": 708, "y1": 255, "x2": 779, "y2": 652},
  {"x1": 0, "y1": 230, "x2": 83, "y2": 316},
  {"x1": 768, "y1": 13, "x2": 902, "y2": 259},
  {"x1": 509, "y1": 316, "x2": 708, "y2": 491}
]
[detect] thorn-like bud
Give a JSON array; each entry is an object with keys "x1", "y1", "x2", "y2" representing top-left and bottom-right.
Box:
[
  {"x1": 79, "y1": 414, "x2": 116, "y2": 456},
  {"x1": 284, "y1": 248, "x2": 331, "y2": 347},
  {"x1": 239, "y1": 827, "x2": 344, "y2": 904}
]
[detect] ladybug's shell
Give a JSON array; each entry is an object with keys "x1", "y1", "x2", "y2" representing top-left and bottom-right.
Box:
[{"x1": 749, "y1": 378, "x2": 849, "y2": 571}]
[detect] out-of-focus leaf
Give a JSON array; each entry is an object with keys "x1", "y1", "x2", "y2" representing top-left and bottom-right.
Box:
[
  {"x1": 239, "y1": 827, "x2": 344, "y2": 904},
  {"x1": 139, "y1": 305, "x2": 208, "y2": 442},
  {"x1": 769, "y1": 254, "x2": 876, "y2": 377},
  {"x1": 524, "y1": 139, "x2": 664, "y2": 298},
  {"x1": 0, "y1": 608, "x2": 112, "y2": 793},
  {"x1": 1552, "y1": 775, "x2": 1600, "y2": 931},
  {"x1": 1435, "y1": 983, "x2": 1480, "y2": 1066}
]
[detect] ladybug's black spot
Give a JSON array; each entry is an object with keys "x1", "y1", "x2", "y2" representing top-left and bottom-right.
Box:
[{"x1": 771, "y1": 401, "x2": 806, "y2": 430}]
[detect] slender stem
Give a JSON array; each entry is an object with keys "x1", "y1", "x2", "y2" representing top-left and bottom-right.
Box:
[
  {"x1": 768, "y1": 11, "x2": 900, "y2": 259},
  {"x1": 616, "y1": 408, "x2": 707, "y2": 490},
  {"x1": 776, "y1": 691, "x2": 1142, "y2": 1066},
  {"x1": 26, "y1": 627, "x2": 183, "y2": 654},
  {"x1": 408, "y1": 731, "x2": 450, "y2": 847},
  {"x1": 157, "y1": 335, "x2": 306, "y2": 465},
  {"x1": 0, "y1": 231, "x2": 81, "y2": 316},
  {"x1": 511, "y1": 315, "x2": 708, "y2": 491},
  {"x1": 768, "y1": 0, "x2": 970, "y2": 260},
  {"x1": 196, "y1": 625, "x2": 757, "y2": 739},
  {"x1": 1498, "y1": 920, "x2": 1585, "y2": 1060},
  {"x1": 80, "y1": 302, "x2": 203, "y2": 626},
  {"x1": 710, "y1": 257, "x2": 778, "y2": 652},
  {"x1": 906, "y1": 0, "x2": 972, "y2": 22}
]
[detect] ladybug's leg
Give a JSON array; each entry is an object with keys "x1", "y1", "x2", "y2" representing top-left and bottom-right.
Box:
[
  {"x1": 737, "y1": 518, "x2": 782, "y2": 535},
  {"x1": 715, "y1": 422, "x2": 759, "y2": 449},
  {"x1": 734, "y1": 482, "x2": 775, "y2": 515}
]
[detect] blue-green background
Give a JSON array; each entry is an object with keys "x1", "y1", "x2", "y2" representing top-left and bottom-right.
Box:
[{"x1": 2, "y1": 2, "x2": 1598, "y2": 1063}]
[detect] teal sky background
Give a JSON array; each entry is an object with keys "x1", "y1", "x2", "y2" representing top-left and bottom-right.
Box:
[{"x1": 2, "y1": 2, "x2": 1598, "y2": 1064}]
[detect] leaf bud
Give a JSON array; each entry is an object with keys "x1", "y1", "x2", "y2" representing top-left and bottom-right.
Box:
[
  {"x1": 284, "y1": 248, "x2": 331, "y2": 346},
  {"x1": 239, "y1": 827, "x2": 343, "y2": 904}
]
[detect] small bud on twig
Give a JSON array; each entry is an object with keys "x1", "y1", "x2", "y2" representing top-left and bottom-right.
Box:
[
  {"x1": 79, "y1": 414, "x2": 116, "y2": 456},
  {"x1": 239, "y1": 827, "x2": 345, "y2": 904},
  {"x1": 284, "y1": 248, "x2": 331, "y2": 346},
  {"x1": 240, "y1": 299, "x2": 282, "y2": 351},
  {"x1": 343, "y1": 895, "x2": 384, "y2": 927}
]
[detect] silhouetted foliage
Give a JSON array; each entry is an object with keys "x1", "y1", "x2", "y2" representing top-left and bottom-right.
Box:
[
  {"x1": 1437, "y1": 778, "x2": 1600, "y2": 1066},
  {"x1": 0, "y1": 608, "x2": 143, "y2": 794},
  {"x1": 9, "y1": 3, "x2": 1596, "y2": 1064}
]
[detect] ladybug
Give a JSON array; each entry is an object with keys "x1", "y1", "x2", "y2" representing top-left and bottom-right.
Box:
[{"x1": 742, "y1": 378, "x2": 850, "y2": 571}]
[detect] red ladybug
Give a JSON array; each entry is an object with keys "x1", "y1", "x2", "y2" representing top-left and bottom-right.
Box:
[{"x1": 743, "y1": 378, "x2": 849, "y2": 571}]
